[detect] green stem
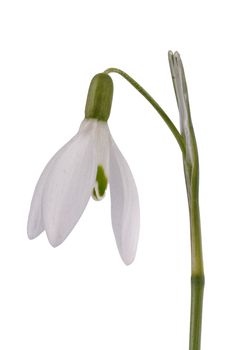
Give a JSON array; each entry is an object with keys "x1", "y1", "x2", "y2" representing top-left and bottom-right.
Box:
[
  {"x1": 104, "y1": 68, "x2": 185, "y2": 153},
  {"x1": 168, "y1": 50, "x2": 205, "y2": 350},
  {"x1": 188, "y1": 194, "x2": 205, "y2": 350},
  {"x1": 190, "y1": 275, "x2": 205, "y2": 350},
  {"x1": 183, "y1": 122, "x2": 204, "y2": 350},
  {"x1": 105, "y1": 65, "x2": 204, "y2": 350}
]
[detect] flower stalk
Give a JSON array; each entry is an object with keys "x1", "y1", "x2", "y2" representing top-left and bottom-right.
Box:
[
  {"x1": 104, "y1": 67, "x2": 185, "y2": 153},
  {"x1": 105, "y1": 52, "x2": 204, "y2": 350}
]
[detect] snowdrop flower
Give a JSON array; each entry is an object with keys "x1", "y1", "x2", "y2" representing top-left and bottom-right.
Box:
[{"x1": 27, "y1": 73, "x2": 140, "y2": 265}]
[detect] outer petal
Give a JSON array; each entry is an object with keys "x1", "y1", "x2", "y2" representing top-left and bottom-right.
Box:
[
  {"x1": 27, "y1": 135, "x2": 78, "y2": 239},
  {"x1": 109, "y1": 138, "x2": 140, "y2": 265},
  {"x1": 42, "y1": 120, "x2": 98, "y2": 247},
  {"x1": 27, "y1": 119, "x2": 97, "y2": 244}
]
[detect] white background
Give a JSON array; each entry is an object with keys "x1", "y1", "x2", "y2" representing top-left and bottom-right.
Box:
[{"x1": 0, "y1": 0, "x2": 232, "y2": 349}]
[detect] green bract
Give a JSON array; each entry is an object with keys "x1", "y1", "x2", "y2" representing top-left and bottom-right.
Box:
[{"x1": 85, "y1": 73, "x2": 113, "y2": 122}]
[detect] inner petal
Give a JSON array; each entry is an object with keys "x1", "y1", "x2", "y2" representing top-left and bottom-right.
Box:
[{"x1": 92, "y1": 121, "x2": 111, "y2": 201}]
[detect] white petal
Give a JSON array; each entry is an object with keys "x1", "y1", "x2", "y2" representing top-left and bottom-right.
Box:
[
  {"x1": 92, "y1": 121, "x2": 110, "y2": 201},
  {"x1": 27, "y1": 119, "x2": 97, "y2": 242},
  {"x1": 42, "y1": 119, "x2": 98, "y2": 247},
  {"x1": 27, "y1": 135, "x2": 78, "y2": 239},
  {"x1": 109, "y1": 138, "x2": 140, "y2": 265},
  {"x1": 95, "y1": 122, "x2": 111, "y2": 176}
]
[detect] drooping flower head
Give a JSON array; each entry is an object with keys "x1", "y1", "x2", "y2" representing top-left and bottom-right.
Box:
[{"x1": 28, "y1": 73, "x2": 140, "y2": 265}]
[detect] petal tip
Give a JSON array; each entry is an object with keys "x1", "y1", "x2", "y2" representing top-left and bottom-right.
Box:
[
  {"x1": 27, "y1": 223, "x2": 43, "y2": 240},
  {"x1": 119, "y1": 245, "x2": 138, "y2": 266},
  {"x1": 46, "y1": 231, "x2": 64, "y2": 248},
  {"x1": 49, "y1": 241, "x2": 60, "y2": 248},
  {"x1": 121, "y1": 255, "x2": 136, "y2": 266},
  {"x1": 27, "y1": 231, "x2": 35, "y2": 240}
]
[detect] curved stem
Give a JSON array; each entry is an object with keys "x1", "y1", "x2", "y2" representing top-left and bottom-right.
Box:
[
  {"x1": 104, "y1": 68, "x2": 185, "y2": 154},
  {"x1": 105, "y1": 61, "x2": 204, "y2": 350}
]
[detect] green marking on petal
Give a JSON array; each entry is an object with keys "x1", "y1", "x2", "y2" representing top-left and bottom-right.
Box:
[
  {"x1": 96, "y1": 165, "x2": 108, "y2": 196},
  {"x1": 92, "y1": 165, "x2": 108, "y2": 201}
]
